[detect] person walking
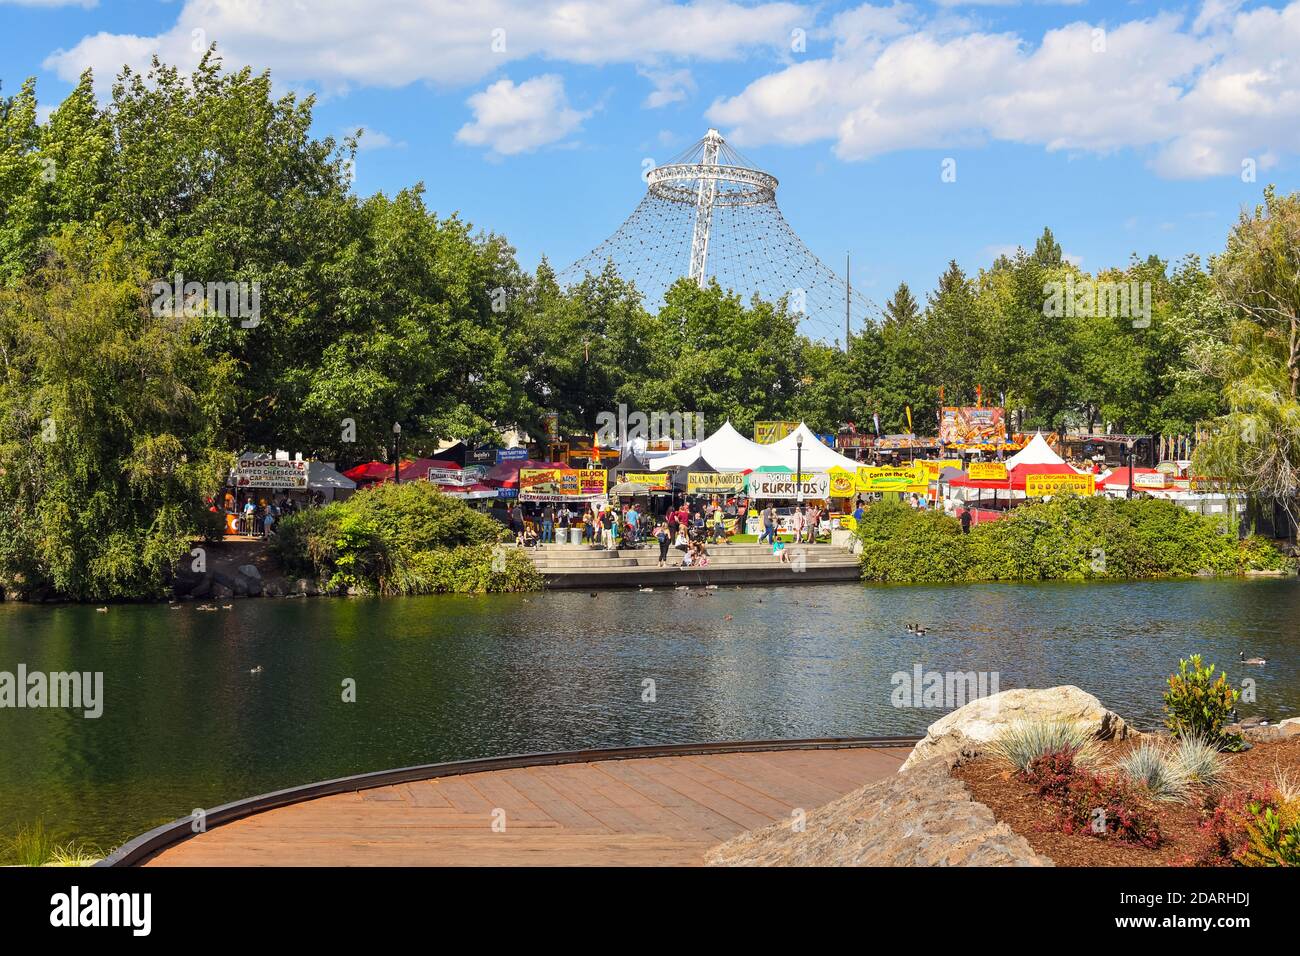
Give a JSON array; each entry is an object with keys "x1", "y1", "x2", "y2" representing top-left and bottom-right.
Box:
[
  {"x1": 712, "y1": 503, "x2": 726, "y2": 544},
  {"x1": 542, "y1": 506, "x2": 555, "y2": 545},
  {"x1": 761, "y1": 504, "x2": 777, "y2": 544},
  {"x1": 791, "y1": 506, "x2": 805, "y2": 545},
  {"x1": 960, "y1": 506, "x2": 972, "y2": 534},
  {"x1": 655, "y1": 522, "x2": 670, "y2": 568}
]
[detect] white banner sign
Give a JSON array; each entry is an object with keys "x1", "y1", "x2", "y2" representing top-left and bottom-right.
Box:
[
  {"x1": 232, "y1": 459, "x2": 308, "y2": 489},
  {"x1": 747, "y1": 472, "x2": 830, "y2": 499}
]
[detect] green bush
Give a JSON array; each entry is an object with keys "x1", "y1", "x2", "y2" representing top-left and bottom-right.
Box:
[
  {"x1": 272, "y1": 482, "x2": 539, "y2": 595},
  {"x1": 1242, "y1": 797, "x2": 1300, "y2": 867},
  {"x1": 1162, "y1": 654, "x2": 1243, "y2": 751},
  {"x1": 854, "y1": 495, "x2": 1292, "y2": 584}
]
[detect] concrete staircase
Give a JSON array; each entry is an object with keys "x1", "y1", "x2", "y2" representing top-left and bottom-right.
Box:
[{"x1": 525, "y1": 542, "x2": 862, "y2": 589}]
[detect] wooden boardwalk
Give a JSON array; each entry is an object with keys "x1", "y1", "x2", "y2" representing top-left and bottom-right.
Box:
[{"x1": 143, "y1": 746, "x2": 910, "y2": 866}]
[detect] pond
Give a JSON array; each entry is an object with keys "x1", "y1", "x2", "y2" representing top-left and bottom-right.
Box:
[{"x1": 1, "y1": 578, "x2": 1297, "y2": 851}]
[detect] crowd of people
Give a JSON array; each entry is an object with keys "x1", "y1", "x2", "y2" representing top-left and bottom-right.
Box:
[
  {"x1": 208, "y1": 489, "x2": 325, "y2": 537},
  {"x1": 502, "y1": 495, "x2": 852, "y2": 555}
]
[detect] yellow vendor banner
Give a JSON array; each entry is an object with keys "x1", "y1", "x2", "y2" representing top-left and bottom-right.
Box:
[
  {"x1": 686, "y1": 471, "x2": 745, "y2": 493},
  {"x1": 1025, "y1": 473, "x2": 1094, "y2": 497},
  {"x1": 856, "y1": 464, "x2": 921, "y2": 492},
  {"x1": 827, "y1": 467, "x2": 857, "y2": 498},
  {"x1": 968, "y1": 461, "x2": 1009, "y2": 481},
  {"x1": 754, "y1": 421, "x2": 798, "y2": 444},
  {"x1": 619, "y1": 471, "x2": 670, "y2": 490},
  {"x1": 917, "y1": 459, "x2": 962, "y2": 481}
]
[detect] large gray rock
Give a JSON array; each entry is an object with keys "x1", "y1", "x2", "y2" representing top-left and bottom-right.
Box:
[
  {"x1": 706, "y1": 756, "x2": 1051, "y2": 867},
  {"x1": 900, "y1": 685, "x2": 1136, "y2": 771},
  {"x1": 237, "y1": 564, "x2": 262, "y2": 580},
  {"x1": 1233, "y1": 716, "x2": 1300, "y2": 742}
]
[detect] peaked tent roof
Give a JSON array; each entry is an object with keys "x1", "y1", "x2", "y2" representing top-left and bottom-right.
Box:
[
  {"x1": 651, "y1": 421, "x2": 785, "y2": 471},
  {"x1": 1005, "y1": 432, "x2": 1065, "y2": 469},
  {"x1": 672, "y1": 456, "x2": 718, "y2": 489},
  {"x1": 607, "y1": 449, "x2": 650, "y2": 479},
  {"x1": 766, "y1": 423, "x2": 864, "y2": 472},
  {"x1": 307, "y1": 462, "x2": 357, "y2": 490}
]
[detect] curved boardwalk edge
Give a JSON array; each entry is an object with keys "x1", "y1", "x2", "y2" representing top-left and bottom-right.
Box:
[{"x1": 101, "y1": 736, "x2": 921, "y2": 867}]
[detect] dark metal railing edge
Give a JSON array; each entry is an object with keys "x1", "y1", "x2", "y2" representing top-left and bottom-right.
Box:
[{"x1": 97, "y1": 735, "x2": 922, "y2": 867}]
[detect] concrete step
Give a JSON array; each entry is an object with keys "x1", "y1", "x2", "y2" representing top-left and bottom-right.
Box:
[
  {"x1": 531, "y1": 555, "x2": 860, "y2": 569},
  {"x1": 539, "y1": 562, "x2": 862, "y2": 589}
]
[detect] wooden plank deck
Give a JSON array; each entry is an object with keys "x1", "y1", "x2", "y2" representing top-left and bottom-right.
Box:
[{"x1": 143, "y1": 747, "x2": 910, "y2": 866}]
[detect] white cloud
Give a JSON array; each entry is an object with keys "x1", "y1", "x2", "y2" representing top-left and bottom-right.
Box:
[
  {"x1": 455, "y1": 75, "x2": 590, "y2": 156},
  {"x1": 707, "y1": 1, "x2": 1300, "y2": 179},
  {"x1": 637, "y1": 66, "x2": 695, "y2": 108},
  {"x1": 43, "y1": 0, "x2": 804, "y2": 92},
  {"x1": 346, "y1": 126, "x2": 405, "y2": 151}
]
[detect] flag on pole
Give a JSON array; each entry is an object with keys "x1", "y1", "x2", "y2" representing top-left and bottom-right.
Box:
[{"x1": 905, "y1": 406, "x2": 913, "y2": 433}]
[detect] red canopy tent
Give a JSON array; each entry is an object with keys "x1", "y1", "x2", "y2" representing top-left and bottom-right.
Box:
[
  {"x1": 397, "y1": 458, "x2": 461, "y2": 483},
  {"x1": 1096, "y1": 467, "x2": 1161, "y2": 491},
  {"x1": 483, "y1": 459, "x2": 564, "y2": 489},
  {"x1": 947, "y1": 461, "x2": 1081, "y2": 491},
  {"x1": 343, "y1": 460, "x2": 410, "y2": 484}
]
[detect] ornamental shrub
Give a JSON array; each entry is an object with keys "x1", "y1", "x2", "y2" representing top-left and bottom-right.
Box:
[{"x1": 1162, "y1": 654, "x2": 1242, "y2": 751}]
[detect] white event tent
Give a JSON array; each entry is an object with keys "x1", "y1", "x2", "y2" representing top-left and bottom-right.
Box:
[
  {"x1": 1004, "y1": 432, "x2": 1076, "y2": 470},
  {"x1": 651, "y1": 421, "x2": 786, "y2": 471},
  {"x1": 766, "y1": 423, "x2": 863, "y2": 472}
]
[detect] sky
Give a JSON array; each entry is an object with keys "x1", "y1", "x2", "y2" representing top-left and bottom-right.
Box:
[{"x1": 2, "y1": 0, "x2": 1298, "y2": 311}]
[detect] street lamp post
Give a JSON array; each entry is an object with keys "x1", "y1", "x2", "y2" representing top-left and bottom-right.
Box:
[
  {"x1": 393, "y1": 422, "x2": 402, "y2": 485},
  {"x1": 796, "y1": 434, "x2": 804, "y2": 507},
  {"x1": 1125, "y1": 439, "x2": 1134, "y2": 499}
]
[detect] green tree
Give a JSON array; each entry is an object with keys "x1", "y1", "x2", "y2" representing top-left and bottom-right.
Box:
[{"x1": 0, "y1": 228, "x2": 234, "y2": 600}]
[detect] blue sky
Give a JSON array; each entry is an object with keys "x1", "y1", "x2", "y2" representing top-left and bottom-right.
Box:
[{"x1": 2, "y1": 0, "x2": 1297, "y2": 310}]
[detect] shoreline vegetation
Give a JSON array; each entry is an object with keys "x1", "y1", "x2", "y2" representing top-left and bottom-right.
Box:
[
  {"x1": 854, "y1": 496, "x2": 1293, "y2": 584},
  {"x1": 270, "y1": 482, "x2": 540, "y2": 596}
]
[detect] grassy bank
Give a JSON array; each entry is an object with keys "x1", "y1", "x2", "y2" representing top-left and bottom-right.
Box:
[
  {"x1": 271, "y1": 482, "x2": 540, "y2": 595},
  {"x1": 855, "y1": 496, "x2": 1292, "y2": 584}
]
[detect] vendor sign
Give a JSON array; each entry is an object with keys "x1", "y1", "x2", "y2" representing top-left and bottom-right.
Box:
[
  {"x1": 1133, "y1": 472, "x2": 1169, "y2": 490},
  {"x1": 496, "y1": 448, "x2": 528, "y2": 463},
  {"x1": 827, "y1": 468, "x2": 857, "y2": 497},
  {"x1": 754, "y1": 421, "x2": 798, "y2": 444},
  {"x1": 686, "y1": 472, "x2": 745, "y2": 494},
  {"x1": 427, "y1": 466, "x2": 466, "y2": 484},
  {"x1": 967, "y1": 461, "x2": 1009, "y2": 481},
  {"x1": 748, "y1": 471, "x2": 830, "y2": 499},
  {"x1": 855, "y1": 465, "x2": 919, "y2": 492},
  {"x1": 939, "y1": 407, "x2": 1007, "y2": 445},
  {"x1": 1025, "y1": 473, "x2": 1094, "y2": 497},
  {"x1": 918, "y1": 459, "x2": 962, "y2": 481},
  {"x1": 231, "y1": 458, "x2": 308, "y2": 489},
  {"x1": 619, "y1": 471, "x2": 671, "y2": 491},
  {"x1": 518, "y1": 467, "x2": 608, "y2": 500}
]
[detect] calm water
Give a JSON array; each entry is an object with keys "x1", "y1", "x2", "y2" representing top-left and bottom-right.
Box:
[{"x1": 2, "y1": 579, "x2": 1298, "y2": 851}]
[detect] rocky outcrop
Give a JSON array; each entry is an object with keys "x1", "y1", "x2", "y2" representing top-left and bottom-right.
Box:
[
  {"x1": 900, "y1": 685, "x2": 1136, "y2": 770},
  {"x1": 1228, "y1": 715, "x2": 1300, "y2": 742},
  {"x1": 706, "y1": 755, "x2": 1051, "y2": 867}
]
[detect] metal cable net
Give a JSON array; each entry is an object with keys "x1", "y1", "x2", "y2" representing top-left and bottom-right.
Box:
[{"x1": 562, "y1": 130, "x2": 877, "y2": 343}]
